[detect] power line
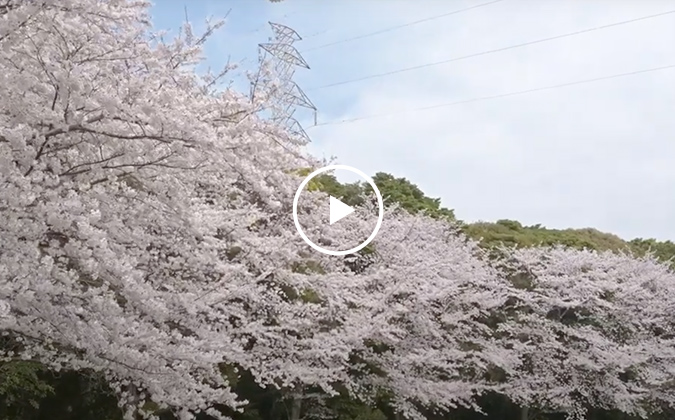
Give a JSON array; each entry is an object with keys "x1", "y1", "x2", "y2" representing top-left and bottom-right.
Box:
[
  {"x1": 301, "y1": 0, "x2": 505, "y2": 53},
  {"x1": 309, "y1": 64, "x2": 675, "y2": 126},
  {"x1": 306, "y1": 9, "x2": 675, "y2": 92}
]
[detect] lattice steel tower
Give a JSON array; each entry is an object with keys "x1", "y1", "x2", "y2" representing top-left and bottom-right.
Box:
[{"x1": 252, "y1": 22, "x2": 316, "y2": 144}]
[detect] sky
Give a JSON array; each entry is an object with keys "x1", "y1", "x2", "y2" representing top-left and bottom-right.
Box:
[{"x1": 150, "y1": 0, "x2": 675, "y2": 241}]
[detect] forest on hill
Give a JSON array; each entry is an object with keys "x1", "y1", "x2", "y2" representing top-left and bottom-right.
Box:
[
  {"x1": 316, "y1": 171, "x2": 675, "y2": 265},
  {"x1": 2, "y1": 1, "x2": 675, "y2": 420}
]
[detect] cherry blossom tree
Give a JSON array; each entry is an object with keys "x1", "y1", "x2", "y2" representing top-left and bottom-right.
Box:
[
  {"x1": 0, "y1": 0, "x2": 340, "y2": 418},
  {"x1": 496, "y1": 246, "x2": 675, "y2": 419},
  {"x1": 343, "y1": 211, "x2": 522, "y2": 420}
]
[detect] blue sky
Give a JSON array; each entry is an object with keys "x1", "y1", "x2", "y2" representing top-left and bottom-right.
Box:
[{"x1": 150, "y1": 0, "x2": 675, "y2": 241}]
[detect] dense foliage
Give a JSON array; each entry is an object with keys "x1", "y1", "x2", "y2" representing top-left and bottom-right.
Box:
[{"x1": 1, "y1": 1, "x2": 675, "y2": 420}]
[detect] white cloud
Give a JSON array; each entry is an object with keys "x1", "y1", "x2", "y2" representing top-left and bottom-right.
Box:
[{"x1": 288, "y1": 0, "x2": 675, "y2": 240}]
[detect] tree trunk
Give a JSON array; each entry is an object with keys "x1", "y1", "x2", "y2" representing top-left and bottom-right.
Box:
[
  {"x1": 289, "y1": 396, "x2": 302, "y2": 420},
  {"x1": 520, "y1": 406, "x2": 529, "y2": 420}
]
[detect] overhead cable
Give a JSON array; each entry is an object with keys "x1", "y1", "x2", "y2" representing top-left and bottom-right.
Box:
[
  {"x1": 310, "y1": 64, "x2": 675, "y2": 126},
  {"x1": 306, "y1": 9, "x2": 675, "y2": 91}
]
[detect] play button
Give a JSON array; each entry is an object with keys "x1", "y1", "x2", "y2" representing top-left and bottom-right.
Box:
[
  {"x1": 329, "y1": 196, "x2": 354, "y2": 225},
  {"x1": 293, "y1": 164, "x2": 384, "y2": 256}
]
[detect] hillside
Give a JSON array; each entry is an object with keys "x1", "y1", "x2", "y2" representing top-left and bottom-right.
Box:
[{"x1": 318, "y1": 170, "x2": 675, "y2": 265}]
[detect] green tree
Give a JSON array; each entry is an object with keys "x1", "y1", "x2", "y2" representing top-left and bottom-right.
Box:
[{"x1": 371, "y1": 172, "x2": 455, "y2": 220}]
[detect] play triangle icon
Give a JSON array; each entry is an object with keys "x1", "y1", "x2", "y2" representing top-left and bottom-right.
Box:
[{"x1": 329, "y1": 195, "x2": 354, "y2": 225}]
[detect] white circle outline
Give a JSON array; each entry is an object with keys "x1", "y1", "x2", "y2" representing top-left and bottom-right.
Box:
[{"x1": 293, "y1": 165, "x2": 384, "y2": 256}]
